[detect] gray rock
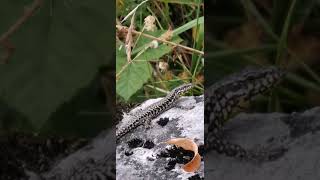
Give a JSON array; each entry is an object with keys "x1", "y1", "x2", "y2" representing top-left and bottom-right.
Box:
[
  {"x1": 206, "y1": 107, "x2": 320, "y2": 180},
  {"x1": 33, "y1": 129, "x2": 116, "y2": 180},
  {"x1": 116, "y1": 96, "x2": 204, "y2": 180},
  {"x1": 28, "y1": 98, "x2": 320, "y2": 180},
  {"x1": 30, "y1": 96, "x2": 204, "y2": 180}
]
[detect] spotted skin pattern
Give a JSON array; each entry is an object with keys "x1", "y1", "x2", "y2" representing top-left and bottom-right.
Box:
[
  {"x1": 205, "y1": 66, "x2": 285, "y2": 159},
  {"x1": 116, "y1": 83, "x2": 193, "y2": 141}
]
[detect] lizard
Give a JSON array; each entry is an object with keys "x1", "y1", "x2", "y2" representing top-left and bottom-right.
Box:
[
  {"x1": 116, "y1": 83, "x2": 194, "y2": 142},
  {"x1": 205, "y1": 66, "x2": 286, "y2": 160}
]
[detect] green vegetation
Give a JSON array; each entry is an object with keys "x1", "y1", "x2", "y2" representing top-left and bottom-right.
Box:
[
  {"x1": 206, "y1": 0, "x2": 320, "y2": 112},
  {"x1": 0, "y1": 1, "x2": 114, "y2": 136},
  {"x1": 116, "y1": 0, "x2": 204, "y2": 102}
]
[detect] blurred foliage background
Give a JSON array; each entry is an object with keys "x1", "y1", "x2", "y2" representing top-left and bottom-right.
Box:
[
  {"x1": 2, "y1": 0, "x2": 319, "y2": 138},
  {"x1": 206, "y1": 0, "x2": 320, "y2": 113},
  {"x1": 0, "y1": 0, "x2": 115, "y2": 137},
  {"x1": 116, "y1": 0, "x2": 204, "y2": 103}
]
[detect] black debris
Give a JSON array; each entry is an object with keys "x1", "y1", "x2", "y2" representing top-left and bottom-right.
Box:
[
  {"x1": 127, "y1": 138, "x2": 143, "y2": 149},
  {"x1": 188, "y1": 174, "x2": 204, "y2": 180},
  {"x1": 143, "y1": 140, "x2": 155, "y2": 149},
  {"x1": 158, "y1": 146, "x2": 195, "y2": 171},
  {"x1": 124, "y1": 150, "x2": 133, "y2": 156},
  {"x1": 198, "y1": 144, "x2": 204, "y2": 158},
  {"x1": 157, "y1": 117, "x2": 169, "y2": 127},
  {"x1": 165, "y1": 159, "x2": 176, "y2": 171}
]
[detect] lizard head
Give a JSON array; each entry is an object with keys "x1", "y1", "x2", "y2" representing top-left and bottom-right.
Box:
[{"x1": 172, "y1": 83, "x2": 194, "y2": 96}]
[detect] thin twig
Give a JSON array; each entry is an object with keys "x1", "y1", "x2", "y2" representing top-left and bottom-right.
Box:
[
  {"x1": 121, "y1": 0, "x2": 149, "y2": 23},
  {"x1": 116, "y1": 25, "x2": 204, "y2": 56},
  {"x1": 0, "y1": 0, "x2": 42, "y2": 63},
  {"x1": 145, "y1": 84, "x2": 169, "y2": 94}
]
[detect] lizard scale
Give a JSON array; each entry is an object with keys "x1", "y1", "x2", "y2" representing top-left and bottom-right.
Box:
[
  {"x1": 205, "y1": 66, "x2": 286, "y2": 160},
  {"x1": 116, "y1": 83, "x2": 194, "y2": 142}
]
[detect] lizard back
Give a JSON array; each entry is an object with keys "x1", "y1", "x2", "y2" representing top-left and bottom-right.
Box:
[{"x1": 116, "y1": 83, "x2": 193, "y2": 141}]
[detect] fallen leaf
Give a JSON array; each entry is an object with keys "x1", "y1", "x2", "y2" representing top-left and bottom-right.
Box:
[
  {"x1": 183, "y1": 153, "x2": 201, "y2": 172},
  {"x1": 166, "y1": 138, "x2": 201, "y2": 173}
]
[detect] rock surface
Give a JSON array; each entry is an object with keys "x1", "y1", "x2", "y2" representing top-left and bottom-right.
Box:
[
  {"x1": 116, "y1": 96, "x2": 204, "y2": 180},
  {"x1": 38, "y1": 128, "x2": 116, "y2": 180},
  {"x1": 206, "y1": 107, "x2": 320, "y2": 180},
  {"x1": 22, "y1": 99, "x2": 320, "y2": 179}
]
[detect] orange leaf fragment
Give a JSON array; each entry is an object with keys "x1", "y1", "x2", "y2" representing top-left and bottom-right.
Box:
[{"x1": 166, "y1": 138, "x2": 201, "y2": 172}]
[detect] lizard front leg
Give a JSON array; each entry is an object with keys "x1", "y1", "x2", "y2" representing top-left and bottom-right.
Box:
[{"x1": 144, "y1": 118, "x2": 152, "y2": 129}]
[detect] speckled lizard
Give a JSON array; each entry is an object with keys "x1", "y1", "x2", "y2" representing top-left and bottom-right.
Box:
[
  {"x1": 116, "y1": 83, "x2": 193, "y2": 142},
  {"x1": 205, "y1": 66, "x2": 286, "y2": 160}
]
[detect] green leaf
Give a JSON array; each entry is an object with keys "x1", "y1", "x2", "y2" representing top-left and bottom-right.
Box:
[
  {"x1": 0, "y1": 0, "x2": 113, "y2": 129},
  {"x1": 158, "y1": 0, "x2": 203, "y2": 5},
  {"x1": 135, "y1": 36, "x2": 182, "y2": 61},
  {"x1": 132, "y1": 30, "x2": 182, "y2": 55},
  {"x1": 116, "y1": 56, "x2": 152, "y2": 101},
  {"x1": 173, "y1": 16, "x2": 204, "y2": 36},
  {"x1": 276, "y1": 0, "x2": 298, "y2": 64},
  {"x1": 194, "y1": 22, "x2": 204, "y2": 48},
  {"x1": 242, "y1": 0, "x2": 279, "y2": 41},
  {"x1": 116, "y1": 30, "x2": 182, "y2": 100}
]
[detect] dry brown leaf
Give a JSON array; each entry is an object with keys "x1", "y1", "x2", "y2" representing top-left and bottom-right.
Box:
[
  {"x1": 178, "y1": 71, "x2": 190, "y2": 81},
  {"x1": 166, "y1": 138, "x2": 201, "y2": 173},
  {"x1": 183, "y1": 153, "x2": 201, "y2": 172},
  {"x1": 144, "y1": 15, "x2": 156, "y2": 32},
  {"x1": 163, "y1": 71, "x2": 174, "y2": 81},
  {"x1": 195, "y1": 74, "x2": 204, "y2": 85},
  {"x1": 160, "y1": 28, "x2": 173, "y2": 42},
  {"x1": 125, "y1": 12, "x2": 135, "y2": 62}
]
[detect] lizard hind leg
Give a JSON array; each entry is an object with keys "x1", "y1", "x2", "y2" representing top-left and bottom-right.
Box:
[{"x1": 205, "y1": 132, "x2": 248, "y2": 159}]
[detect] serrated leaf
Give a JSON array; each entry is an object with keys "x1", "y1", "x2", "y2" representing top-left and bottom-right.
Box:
[{"x1": 0, "y1": 0, "x2": 113, "y2": 129}]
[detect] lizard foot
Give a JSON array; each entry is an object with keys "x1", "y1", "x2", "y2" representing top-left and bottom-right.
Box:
[{"x1": 144, "y1": 119, "x2": 152, "y2": 129}]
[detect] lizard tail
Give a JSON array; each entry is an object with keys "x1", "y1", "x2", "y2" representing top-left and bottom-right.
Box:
[
  {"x1": 116, "y1": 124, "x2": 133, "y2": 142},
  {"x1": 205, "y1": 132, "x2": 287, "y2": 162},
  {"x1": 116, "y1": 129, "x2": 126, "y2": 142}
]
